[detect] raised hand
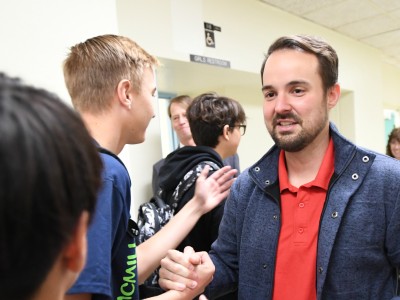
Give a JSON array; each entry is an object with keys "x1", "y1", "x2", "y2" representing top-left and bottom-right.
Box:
[{"x1": 192, "y1": 165, "x2": 237, "y2": 214}]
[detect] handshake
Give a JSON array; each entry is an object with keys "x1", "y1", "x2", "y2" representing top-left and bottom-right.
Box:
[{"x1": 159, "y1": 246, "x2": 214, "y2": 300}]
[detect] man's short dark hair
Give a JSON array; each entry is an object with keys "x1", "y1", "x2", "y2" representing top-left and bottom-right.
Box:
[
  {"x1": 260, "y1": 35, "x2": 338, "y2": 93},
  {"x1": 0, "y1": 73, "x2": 103, "y2": 300},
  {"x1": 187, "y1": 92, "x2": 246, "y2": 148}
]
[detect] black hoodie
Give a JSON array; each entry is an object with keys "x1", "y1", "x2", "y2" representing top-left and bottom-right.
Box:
[{"x1": 158, "y1": 145, "x2": 225, "y2": 252}]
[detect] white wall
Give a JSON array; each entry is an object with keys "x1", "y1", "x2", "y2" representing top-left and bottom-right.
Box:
[
  {"x1": 0, "y1": 0, "x2": 119, "y2": 101},
  {"x1": 382, "y1": 63, "x2": 400, "y2": 111}
]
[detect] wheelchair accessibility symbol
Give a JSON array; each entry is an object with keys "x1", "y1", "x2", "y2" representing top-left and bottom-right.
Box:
[{"x1": 205, "y1": 30, "x2": 215, "y2": 48}]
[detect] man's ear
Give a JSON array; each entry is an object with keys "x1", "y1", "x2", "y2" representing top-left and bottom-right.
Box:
[
  {"x1": 63, "y1": 212, "x2": 90, "y2": 273},
  {"x1": 327, "y1": 83, "x2": 341, "y2": 110},
  {"x1": 116, "y1": 79, "x2": 133, "y2": 110},
  {"x1": 222, "y1": 124, "x2": 230, "y2": 141}
]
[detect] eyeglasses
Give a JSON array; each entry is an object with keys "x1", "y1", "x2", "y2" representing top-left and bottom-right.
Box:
[{"x1": 231, "y1": 124, "x2": 246, "y2": 136}]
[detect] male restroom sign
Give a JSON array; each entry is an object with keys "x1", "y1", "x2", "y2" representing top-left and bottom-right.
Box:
[{"x1": 204, "y1": 22, "x2": 221, "y2": 48}]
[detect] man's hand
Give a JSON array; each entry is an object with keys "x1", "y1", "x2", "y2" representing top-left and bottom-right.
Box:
[{"x1": 159, "y1": 246, "x2": 215, "y2": 292}]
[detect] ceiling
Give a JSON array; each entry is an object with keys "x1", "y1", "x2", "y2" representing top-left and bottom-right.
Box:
[{"x1": 260, "y1": 0, "x2": 400, "y2": 67}]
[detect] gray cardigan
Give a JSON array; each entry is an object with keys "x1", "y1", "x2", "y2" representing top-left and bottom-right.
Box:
[{"x1": 207, "y1": 123, "x2": 400, "y2": 300}]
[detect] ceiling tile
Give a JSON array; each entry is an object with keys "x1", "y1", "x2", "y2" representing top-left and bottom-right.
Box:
[
  {"x1": 259, "y1": 0, "x2": 338, "y2": 15},
  {"x1": 304, "y1": 0, "x2": 384, "y2": 28},
  {"x1": 336, "y1": 14, "x2": 400, "y2": 39},
  {"x1": 390, "y1": 8, "x2": 400, "y2": 18},
  {"x1": 381, "y1": 44, "x2": 400, "y2": 56},
  {"x1": 259, "y1": 0, "x2": 400, "y2": 69},
  {"x1": 370, "y1": 0, "x2": 400, "y2": 11},
  {"x1": 361, "y1": 29, "x2": 400, "y2": 48}
]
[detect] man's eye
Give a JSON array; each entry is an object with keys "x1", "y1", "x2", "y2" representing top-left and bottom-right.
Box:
[
  {"x1": 264, "y1": 91, "x2": 275, "y2": 100},
  {"x1": 292, "y1": 88, "x2": 304, "y2": 95}
]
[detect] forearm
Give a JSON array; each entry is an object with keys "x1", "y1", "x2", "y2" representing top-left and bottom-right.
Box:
[{"x1": 137, "y1": 197, "x2": 203, "y2": 283}]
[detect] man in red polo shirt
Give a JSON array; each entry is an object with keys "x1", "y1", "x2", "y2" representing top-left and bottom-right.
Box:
[{"x1": 158, "y1": 35, "x2": 400, "y2": 300}]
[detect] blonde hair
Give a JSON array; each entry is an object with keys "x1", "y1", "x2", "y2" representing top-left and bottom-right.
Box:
[
  {"x1": 63, "y1": 34, "x2": 159, "y2": 113},
  {"x1": 168, "y1": 95, "x2": 192, "y2": 118}
]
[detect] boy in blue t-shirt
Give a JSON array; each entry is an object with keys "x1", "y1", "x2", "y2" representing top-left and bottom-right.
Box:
[{"x1": 63, "y1": 34, "x2": 237, "y2": 300}]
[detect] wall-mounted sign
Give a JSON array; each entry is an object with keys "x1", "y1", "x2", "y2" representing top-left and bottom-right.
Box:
[
  {"x1": 190, "y1": 54, "x2": 230, "y2": 68},
  {"x1": 205, "y1": 30, "x2": 215, "y2": 48},
  {"x1": 204, "y1": 22, "x2": 221, "y2": 48},
  {"x1": 204, "y1": 22, "x2": 221, "y2": 32}
]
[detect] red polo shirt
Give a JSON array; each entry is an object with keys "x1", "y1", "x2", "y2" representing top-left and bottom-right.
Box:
[{"x1": 272, "y1": 138, "x2": 335, "y2": 300}]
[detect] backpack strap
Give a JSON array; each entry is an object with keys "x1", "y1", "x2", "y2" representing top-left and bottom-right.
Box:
[{"x1": 169, "y1": 160, "x2": 220, "y2": 212}]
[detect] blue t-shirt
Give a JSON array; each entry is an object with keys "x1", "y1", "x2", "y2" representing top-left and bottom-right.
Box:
[{"x1": 67, "y1": 150, "x2": 139, "y2": 300}]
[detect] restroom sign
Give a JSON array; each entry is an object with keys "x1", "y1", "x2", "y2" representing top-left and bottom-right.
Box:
[
  {"x1": 204, "y1": 22, "x2": 221, "y2": 48},
  {"x1": 189, "y1": 54, "x2": 230, "y2": 68}
]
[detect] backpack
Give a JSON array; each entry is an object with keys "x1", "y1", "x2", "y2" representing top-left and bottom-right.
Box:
[
  {"x1": 136, "y1": 192, "x2": 173, "y2": 245},
  {"x1": 136, "y1": 160, "x2": 220, "y2": 290},
  {"x1": 137, "y1": 160, "x2": 220, "y2": 244}
]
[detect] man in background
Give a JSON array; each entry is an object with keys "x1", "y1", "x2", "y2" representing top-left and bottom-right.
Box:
[{"x1": 152, "y1": 95, "x2": 240, "y2": 194}]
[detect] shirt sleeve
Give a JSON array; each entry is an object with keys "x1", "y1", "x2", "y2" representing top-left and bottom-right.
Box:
[{"x1": 206, "y1": 178, "x2": 241, "y2": 298}]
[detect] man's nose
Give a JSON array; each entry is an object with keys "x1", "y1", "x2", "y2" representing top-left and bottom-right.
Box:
[{"x1": 274, "y1": 93, "x2": 291, "y2": 113}]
